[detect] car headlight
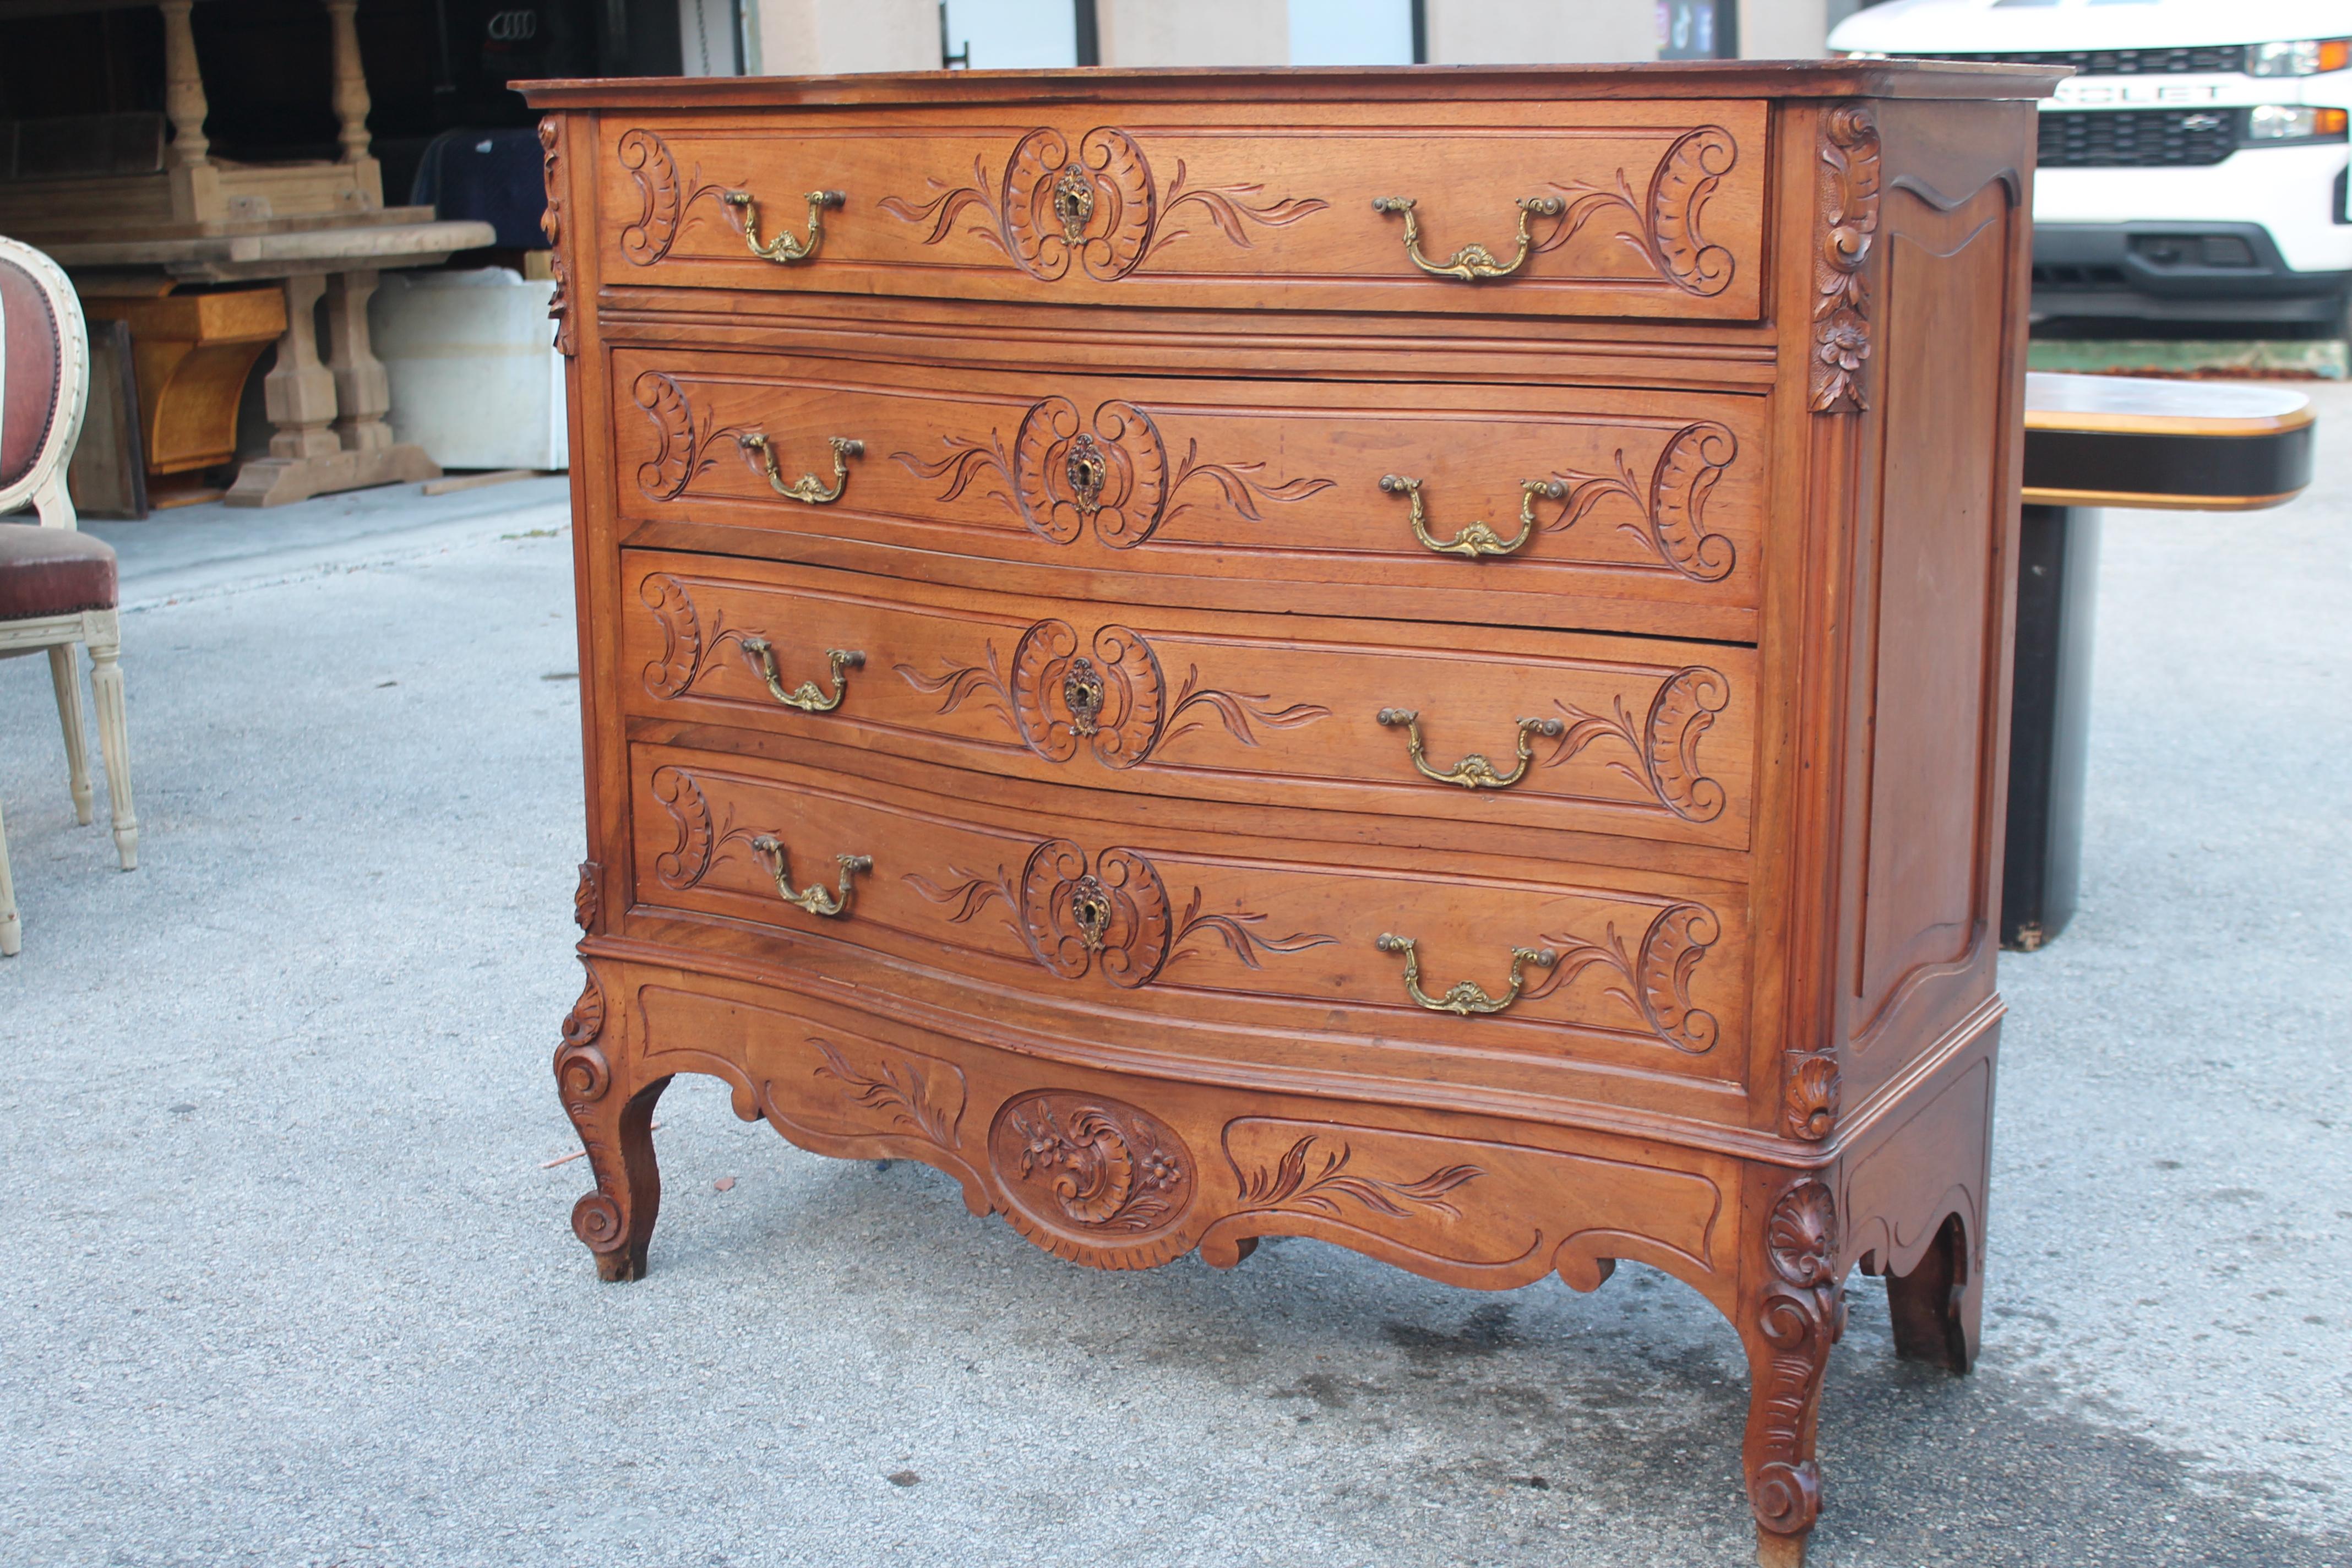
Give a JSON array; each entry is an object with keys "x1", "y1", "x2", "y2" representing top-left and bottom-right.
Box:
[
  {"x1": 2246, "y1": 38, "x2": 2351, "y2": 75},
  {"x1": 2247, "y1": 105, "x2": 2351, "y2": 140}
]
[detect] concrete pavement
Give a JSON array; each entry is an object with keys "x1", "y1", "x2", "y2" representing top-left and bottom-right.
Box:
[{"x1": 0, "y1": 411, "x2": 2345, "y2": 1566}]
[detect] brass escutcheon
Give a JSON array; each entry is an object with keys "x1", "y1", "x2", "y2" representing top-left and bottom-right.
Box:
[
  {"x1": 1062, "y1": 656, "x2": 1107, "y2": 736},
  {"x1": 1070, "y1": 873, "x2": 1113, "y2": 950},
  {"x1": 1051, "y1": 167, "x2": 1096, "y2": 242},
  {"x1": 1065, "y1": 433, "x2": 1109, "y2": 514}
]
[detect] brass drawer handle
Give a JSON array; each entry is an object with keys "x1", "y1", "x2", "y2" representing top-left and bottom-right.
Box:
[
  {"x1": 720, "y1": 188, "x2": 843, "y2": 263},
  {"x1": 1376, "y1": 933, "x2": 1556, "y2": 1017},
  {"x1": 737, "y1": 433, "x2": 863, "y2": 504},
  {"x1": 739, "y1": 642, "x2": 863, "y2": 712},
  {"x1": 1371, "y1": 194, "x2": 1565, "y2": 281},
  {"x1": 1382, "y1": 473, "x2": 1565, "y2": 558},
  {"x1": 1378, "y1": 709, "x2": 1565, "y2": 790},
  {"x1": 749, "y1": 836, "x2": 870, "y2": 918}
]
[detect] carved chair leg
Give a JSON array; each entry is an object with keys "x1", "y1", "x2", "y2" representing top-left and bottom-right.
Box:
[
  {"x1": 85, "y1": 614, "x2": 139, "y2": 872},
  {"x1": 0, "y1": 791, "x2": 19, "y2": 956},
  {"x1": 1885, "y1": 1211, "x2": 1978, "y2": 1374},
  {"x1": 1745, "y1": 1178, "x2": 1847, "y2": 1568},
  {"x1": 47, "y1": 646, "x2": 92, "y2": 826}
]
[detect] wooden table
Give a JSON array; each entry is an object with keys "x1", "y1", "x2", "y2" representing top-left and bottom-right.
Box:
[{"x1": 2005, "y1": 372, "x2": 2317, "y2": 949}]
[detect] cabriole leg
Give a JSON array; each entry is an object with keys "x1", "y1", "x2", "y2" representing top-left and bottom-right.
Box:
[
  {"x1": 554, "y1": 968, "x2": 669, "y2": 1281},
  {"x1": 1745, "y1": 1178, "x2": 1847, "y2": 1568},
  {"x1": 47, "y1": 646, "x2": 92, "y2": 825}
]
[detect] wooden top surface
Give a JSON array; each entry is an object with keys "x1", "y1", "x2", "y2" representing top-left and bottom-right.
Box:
[
  {"x1": 2024, "y1": 372, "x2": 2316, "y2": 438},
  {"x1": 519, "y1": 60, "x2": 2068, "y2": 111}
]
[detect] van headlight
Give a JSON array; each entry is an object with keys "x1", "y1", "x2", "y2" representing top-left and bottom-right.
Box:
[
  {"x1": 2247, "y1": 105, "x2": 2351, "y2": 141},
  {"x1": 2246, "y1": 39, "x2": 2351, "y2": 75}
]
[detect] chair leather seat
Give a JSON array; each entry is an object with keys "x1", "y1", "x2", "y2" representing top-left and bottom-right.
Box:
[{"x1": 0, "y1": 523, "x2": 118, "y2": 618}]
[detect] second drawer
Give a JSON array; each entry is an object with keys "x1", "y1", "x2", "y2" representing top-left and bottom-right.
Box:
[{"x1": 620, "y1": 551, "x2": 1757, "y2": 852}]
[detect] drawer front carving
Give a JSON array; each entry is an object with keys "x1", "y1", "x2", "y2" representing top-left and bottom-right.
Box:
[
  {"x1": 620, "y1": 554, "x2": 1757, "y2": 850},
  {"x1": 626, "y1": 744, "x2": 1751, "y2": 1073},
  {"x1": 611, "y1": 353, "x2": 1765, "y2": 638},
  {"x1": 594, "y1": 103, "x2": 1766, "y2": 319}
]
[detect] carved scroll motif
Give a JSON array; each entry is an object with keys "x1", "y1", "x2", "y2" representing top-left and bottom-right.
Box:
[
  {"x1": 1749, "y1": 1180, "x2": 1847, "y2": 1539},
  {"x1": 906, "y1": 840, "x2": 1333, "y2": 989},
  {"x1": 1550, "y1": 421, "x2": 1738, "y2": 582},
  {"x1": 1235, "y1": 1136, "x2": 1482, "y2": 1221},
  {"x1": 617, "y1": 129, "x2": 734, "y2": 265},
  {"x1": 990, "y1": 1092, "x2": 1193, "y2": 1242},
  {"x1": 649, "y1": 765, "x2": 715, "y2": 890},
  {"x1": 895, "y1": 397, "x2": 1330, "y2": 550},
  {"x1": 631, "y1": 373, "x2": 750, "y2": 502},
  {"x1": 1548, "y1": 664, "x2": 1732, "y2": 822},
  {"x1": 879, "y1": 127, "x2": 1326, "y2": 282},
  {"x1": 1529, "y1": 900, "x2": 1721, "y2": 1053},
  {"x1": 897, "y1": 619, "x2": 1329, "y2": 770},
  {"x1": 639, "y1": 574, "x2": 703, "y2": 698},
  {"x1": 538, "y1": 119, "x2": 574, "y2": 356},
  {"x1": 1810, "y1": 105, "x2": 1881, "y2": 414},
  {"x1": 810, "y1": 1037, "x2": 961, "y2": 1151},
  {"x1": 1545, "y1": 125, "x2": 1739, "y2": 296}
]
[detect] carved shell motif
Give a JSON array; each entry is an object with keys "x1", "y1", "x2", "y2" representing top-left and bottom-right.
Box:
[
  {"x1": 1010, "y1": 620, "x2": 1166, "y2": 767},
  {"x1": 1767, "y1": 1179, "x2": 1841, "y2": 1287},
  {"x1": 990, "y1": 1091, "x2": 1194, "y2": 1258},
  {"x1": 1017, "y1": 840, "x2": 1173, "y2": 988},
  {"x1": 1012, "y1": 397, "x2": 1168, "y2": 547}
]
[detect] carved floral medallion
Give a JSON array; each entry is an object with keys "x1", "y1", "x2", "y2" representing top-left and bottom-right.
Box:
[
  {"x1": 989, "y1": 1092, "x2": 1194, "y2": 1245},
  {"x1": 878, "y1": 127, "x2": 1327, "y2": 282}
]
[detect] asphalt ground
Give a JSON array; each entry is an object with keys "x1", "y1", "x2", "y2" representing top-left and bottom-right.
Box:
[{"x1": 1, "y1": 396, "x2": 2345, "y2": 1566}]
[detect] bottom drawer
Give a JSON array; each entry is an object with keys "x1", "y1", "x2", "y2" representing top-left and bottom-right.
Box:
[{"x1": 624, "y1": 739, "x2": 1752, "y2": 1086}]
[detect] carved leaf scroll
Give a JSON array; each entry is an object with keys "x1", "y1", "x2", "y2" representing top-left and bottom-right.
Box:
[
  {"x1": 1235, "y1": 1136, "x2": 1482, "y2": 1221},
  {"x1": 538, "y1": 119, "x2": 574, "y2": 356},
  {"x1": 1750, "y1": 1179, "x2": 1847, "y2": 1538},
  {"x1": 617, "y1": 128, "x2": 733, "y2": 266},
  {"x1": 631, "y1": 373, "x2": 754, "y2": 503},
  {"x1": 1547, "y1": 665, "x2": 1731, "y2": 823},
  {"x1": 810, "y1": 1037, "x2": 961, "y2": 1152},
  {"x1": 1545, "y1": 125, "x2": 1739, "y2": 296},
  {"x1": 1811, "y1": 105, "x2": 1881, "y2": 414},
  {"x1": 880, "y1": 127, "x2": 1326, "y2": 282},
  {"x1": 649, "y1": 765, "x2": 715, "y2": 890},
  {"x1": 1528, "y1": 900, "x2": 1721, "y2": 1053},
  {"x1": 1549, "y1": 421, "x2": 1738, "y2": 582}
]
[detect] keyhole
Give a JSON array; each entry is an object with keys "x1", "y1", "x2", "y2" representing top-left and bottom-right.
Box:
[
  {"x1": 1052, "y1": 166, "x2": 1095, "y2": 243},
  {"x1": 1062, "y1": 656, "x2": 1106, "y2": 737},
  {"x1": 1070, "y1": 874, "x2": 1112, "y2": 951},
  {"x1": 1065, "y1": 434, "x2": 1109, "y2": 515}
]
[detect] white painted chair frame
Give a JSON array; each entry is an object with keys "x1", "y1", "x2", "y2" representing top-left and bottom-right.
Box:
[{"x1": 0, "y1": 235, "x2": 138, "y2": 957}]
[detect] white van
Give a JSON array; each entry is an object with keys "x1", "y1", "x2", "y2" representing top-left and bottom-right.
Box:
[{"x1": 1828, "y1": 0, "x2": 2351, "y2": 329}]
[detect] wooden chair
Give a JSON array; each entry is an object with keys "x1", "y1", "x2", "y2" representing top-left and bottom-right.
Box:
[{"x1": 0, "y1": 236, "x2": 138, "y2": 957}]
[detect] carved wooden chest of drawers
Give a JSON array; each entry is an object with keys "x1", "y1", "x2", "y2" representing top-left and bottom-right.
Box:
[{"x1": 527, "y1": 62, "x2": 2057, "y2": 1565}]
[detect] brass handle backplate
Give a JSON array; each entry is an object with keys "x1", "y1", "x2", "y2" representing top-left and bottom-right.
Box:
[
  {"x1": 1371, "y1": 194, "x2": 1565, "y2": 281},
  {"x1": 749, "y1": 836, "x2": 870, "y2": 918},
  {"x1": 739, "y1": 642, "x2": 863, "y2": 712},
  {"x1": 1378, "y1": 709, "x2": 1565, "y2": 790},
  {"x1": 721, "y1": 188, "x2": 843, "y2": 264},
  {"x1": 738, "y1": 433, "x2": 863, "y2": 504},
  {"x1": 1382, "y1": 473, "x2": 1565, "y2": 558},
  {"x1": 1376, "y1": 933, "x2": 1556, "y2": 1017}
]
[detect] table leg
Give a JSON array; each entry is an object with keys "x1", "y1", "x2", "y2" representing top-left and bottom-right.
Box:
[
  {"x1": 2002, "y1": 503, "x2": 2100, "y2": 950},
  {"x1": 227, "y1": 269, "x2": 440, "y2": 506}
]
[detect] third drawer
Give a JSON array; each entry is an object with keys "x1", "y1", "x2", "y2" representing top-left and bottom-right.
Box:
[{"x1": 620, "y1": 550, "x2": 1756, "y2": 852}]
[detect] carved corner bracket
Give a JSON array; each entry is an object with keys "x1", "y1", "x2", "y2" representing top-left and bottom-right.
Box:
[
  {"x1": 1809, "y1": 105, "x2": 1880, "y2": 415},
  {"x1": 538, "y1": 118, "x2": 575, "y2": 357}
]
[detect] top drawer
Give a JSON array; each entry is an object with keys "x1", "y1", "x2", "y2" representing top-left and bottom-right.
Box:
[{"x1": 588, "y1": 100, "x2": 1767, "y2": 322}]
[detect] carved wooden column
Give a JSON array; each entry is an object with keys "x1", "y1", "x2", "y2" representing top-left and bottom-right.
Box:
[
  {"x1": 322, "y1": 0, "x2": 385, "y2": 208},
  {"x1": 325, "y1": 270, "x2": 393, "y2": 455},
  {"x1": 159, "y1": 0, "x2": 222, "y2": 225}
]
